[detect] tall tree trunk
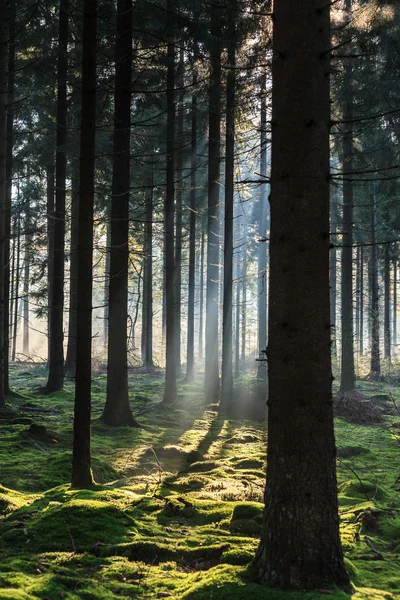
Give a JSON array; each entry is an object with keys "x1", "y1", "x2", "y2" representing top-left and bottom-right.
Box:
[
  {"x1": 359, "y1": 245, "x2": 364, "y2": 355},
  {"x1": 220, "y1": 17, "x2": 235, "y2": 409},
  {"x1": 254, "y1": 0, "x2": 350, "y2": 589},
  {"x1": 369, "y1": 193, "x2": 380, "y2": 378},
  {"x1": 102, "y1": 0, "x2": 138, "y2": 426},
  {"x1": 204, "y1": 12, "x2": 221, "y2": 401},
  {"x1": 4, "y1": 0, "x2": 15, "y2": 393},
  {"x1": 329, "y1": 186, "x2": 337, "y2": 357},
  {"x1": 141, "y1": 173, "x2": 153, "y2": 368},
  {"x1": 355, "y1": 245, "x2": 361, "y2": 363},
  {"x1": 384, "y1": 242, "x2": 391, "y2": 362},
  {"x1": 198, "y1": 218, "x2": 205, "y2": 361},
  {"x1": 46, "y1": 0, "x2": 68, "y2": 392},
  {"x1": 0, "y1": 0, "x2": 7, "y2": 405},
  {"x1": 65, "y1": 171, "x2": 79, "y2": 376},
  {"x1": 339, "y1": 53, "x2": 355, "y2": 392},
  {"x1": 174, "y1": 47, "x2": 184, "y2": 378},
  {"x1": 234, "y1": 259, "x2": 240, "y2": 378},
  {"x1": 162, "y1": 6, "x2": 177, "y2": 403},
  {"x1": 241, "y1": 221, "x2": 247, "y2": 364},
  {"x1": 11, "y1": 202, "x2": 20, "y2": 362},
  {"x1": 46, "y1": 164, "x2": 55, "y2": 366},
  {"x1": 393, "y1": 243, "x2": 397, "y2": 347},
  {"x1": 185, "y1": 55, "x2": 197, "y2": 380},
  {"x1": 23, "y1": 199, "x2": 30, "y2": 357},
  {"x1": 103, "y1": 210, "x2": 110, "y2": 346},
  {"x1": 257, "y1": 71, "x2": 268, "y2": 375},
  {"x1": 71, "y1": 0, "x2": 97, "y2": 488}
]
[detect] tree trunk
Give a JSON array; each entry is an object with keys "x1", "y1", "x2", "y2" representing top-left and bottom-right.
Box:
[
  {"x1": 254, "y1": 0, "x2": 350, "y2": 589},
  {"x1": 257, "y1": 71, "x2": 268, "y2": 376},
  {"x1": 359, "y1": 245, "x2": 364, "y2": 355},
  {"x1": 141, "y1": 173, "x2": 153, "y2": 368},
  {"x1": 46, "y1": 0, "x2": 68, "y2": 392},
  {"x1": 23, "y1": 198, "x2": 30, "y2": 357},
  {"x1": 198, "y1": 218, "x2": 205, "y2": 361},
  {"x1": 46, "y1": 164, "x2": 55, "y2": 366},
  {"x1": 0, "y1": 0, "x2": 7, "y2": 405},
  {"x1": 241, "y1": 221, "x2": 247, "y2": 364},
  {"x1": 384, "y1": 242, "x2": 391, "y2": 362},
  {"x1": 102, "y1": 0, "x2": 138, "y2": 427},
  {"x1": 103, "y1": 209, "x2": 110, "y2": 346},
  {"x1": 65, "y1": 170, "x2": 79, "y2": 376},
  {"x1": 393, "y1": 243, "x2": 397, "y2": 347},
  {"x1": 4, "y1": 0, "x2": 14, "y2": 393},
  {"x1": 220, "y1": 18, "x2": 235, "y2": 409},
  {"x1": 162, "y1": 7, "x2": 177, "y2": 404},
  {"x1": 71, "y1": 0, "x2": 97, "y2": 488},
  {"x1": 339, "y1": 54, "x2": 355, "y2": 393},
  {"x1": 185, "y1": 55, "x2": 197, "y2": 381},
  {"x1": 329, "y1": 186, "x2": 337, "y2": 357},
  {"x1": 369, "y1": 193, "x2": 380, "y2": 378},
  {"x1": 11, "y1": 200, "x2": 20, "y2": 362},
  {"x1": 204, "y1": 12, "x2": 221, "y2": 401},
  {"x1": 174, "y1": 47, "x2": 184, "y2": 379},
  {"x1": 234, "y1": 259, "x2": 240, "y2": 378}
]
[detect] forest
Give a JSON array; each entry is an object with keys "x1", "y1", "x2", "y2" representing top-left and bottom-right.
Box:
[{"x1": 0, "y1": 0, "x2": 400, "y2": 598}]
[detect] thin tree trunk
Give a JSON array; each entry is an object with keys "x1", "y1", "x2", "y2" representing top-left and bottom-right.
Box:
[
  {"x1": 65, "y1": 171, "x2": 79, "y2": 376},
  {"x1": 257, "y1": 71, "x2": 268, "y2": 375},
  {"x1": 205, "y1": 13, "x2": 221, "y2": 400},
  {"x1": 71, "y1": 0, "x2": 97, "y2": 488},
  {"x1": 23, "y1": 200, "x2": 30, "y2": 357},
  {"x1": 9, "y1": 212, "x2": 15, "y2": 357},
  {"x1": 339, "y1": 55, "x2": 355, "y2": 392},
  {"x1": 47, "y1": 0, "x2": 68, "y2": 392},
  {"x1": 221, "y1": 17, "x2": 235, "y2": 409},
  {"x1": 360, "y1": 245, "x2": 364, "y2": 355},
  {"x1": 163, "y1": 5, "x2": 177, "y2": 403},
  {"x1": 369, "y1": 192, "x2": 380, "y2": 377},
  {"x1": 46, "y1": 164, "x2": 55, "y2": 365},
  {"x1": 355, "y1": 245, "x2": 360, "y2": 363},
  {"x1": 141, "y1": 172, "x2": 153, "y2": 368},
  {"x1": 234, "y1": 259, "x2": 240, "y2": 378},
  {"x1": 103, "y1": 210, "x2": 110, "y2": 346},
  {"x1": 254, "y1": 0, "x2": 350, "y2": 588},
  {"x1": 0, "y1": 0, "x2": 7, "y2": 405},
  {"x1": 393, "y1": 243, "x2": 397, "y2": 347},
  {"x1": 329, "y1": 186, "x2": 337, "y2": 357},
  {"x1": 174, "y1": 46, "x2": 184, "y2": 379},
  {"x1": 11, "y1": 201, "x2": 20, "y2": 361},
  {"x1": 103, "y1": 0, "x2": 138, "y2": 427},
  {"x1": 198, "y1": 218, "x2": 205, "y2": 361},
  {"x1": 384, "y1": 242, "x2": 391, "y2": 362},
  {"x1": 185, "y1": 55, "x2": 197, "y2": 380},
  {"x1": 4, "y1": 0, "x2": 15, "y2": 393},
  {"x1": 241, "y1": 221, "x2": 247, "y2": 364}
]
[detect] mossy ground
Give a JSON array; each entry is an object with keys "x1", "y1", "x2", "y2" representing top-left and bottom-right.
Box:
[{"x1": 0, "y1": 365, "x2": 400, "y2": 599}]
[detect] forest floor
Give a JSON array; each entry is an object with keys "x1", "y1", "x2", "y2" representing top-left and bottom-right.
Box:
[{"x1": 0, "y1": 364, "x2": 400, "y2": 600}]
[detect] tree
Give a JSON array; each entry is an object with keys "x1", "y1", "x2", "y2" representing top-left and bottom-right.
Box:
[
  {"x1": 254, "y1": 0, "x2": 350, "y2": 589},
  {"x1": 204, "y1": 11, "x2": 221, "y2": 402},
  {"x1": 71, "y1": 0, "x2": 97, "y2": 488},
  {"x1": 102, "y1": 0, "x2": 139, "y2": 427},
  {"x1": 46, "y1": 0, "x2": 68, "y2": 393}
]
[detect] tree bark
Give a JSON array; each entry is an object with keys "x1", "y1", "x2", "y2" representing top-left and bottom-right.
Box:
[
  {"x1": 240, "y1": 221, "x2": 247, "y2": 364},
  {"x1": 339, "y1": 55, "x2": 356, "y2": 393},
  {"x1": 102, "y1": 0, "x2": 138, "y2": 427},
  {"x1": 162, "y1": 5, "x2": 177, "y2": 404},
  {"x1": 11, "y1": 200, "x2": 20, "y2": 362},
  {"x1": 141, "y1": 172, "x2": 153, "y2": 369},
  {"x1": 384, "y1": 242, "x2": 391, "y2": 362},
  {"x1": 23, "y1": 198, "x2": 30, "y2": 357},
  {"x1": 220, "y1": 15, "x2": 236, "y2": 410},
  {"x1": 185, "y1": 53, "x2": 197, "y2": 381},
  {"x1": 359, "y1": 245, "x2": 364, "y2": 355},
  {"x1": 0, "y1": 0, "x2": 7, "y2": 405},
  {"x1": 65, "y1": 170, "x2": 79, "y2": 376},
  {"x1": 198, "y1": 218, "x2": 205, "y2": 361},
  {"x1": 329, "y1": 185, "x2": 337, "y2": 357},
  {"x1": 254, "y1": 0, "x2": 350, "y2": 589},
  {"x1": 393, "y1": 243, "x2": 397, "y2": 347},
  {"x1": 46, "y1": 0, "x2": 68, "y2": 392},
  {"x1": 369, "y1": 193, "x2": 380, "y2": 378},
  {"x1": 71, "y1": 0, "x2": 97, "y2": 488},
  {"x1": 46, "y1": 164, "x2": 55, "y2": 366},
  {"x1": 204, "y1": 11, "x2": 221, "y2": 401}
]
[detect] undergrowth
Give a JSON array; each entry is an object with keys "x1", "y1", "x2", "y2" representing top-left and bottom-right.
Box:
[{"x1": 0, "y1": 365, "x2": 399, "y2": 599}]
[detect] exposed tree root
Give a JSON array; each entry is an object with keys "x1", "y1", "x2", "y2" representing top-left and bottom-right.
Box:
[{"x1": 334, "y1": 390, "x2": 383, "y2": 424}]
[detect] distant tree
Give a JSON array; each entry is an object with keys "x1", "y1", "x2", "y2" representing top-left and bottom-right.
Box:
[{"x1": 254, "y1": 0, "x2": 350, "y2": 589}]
